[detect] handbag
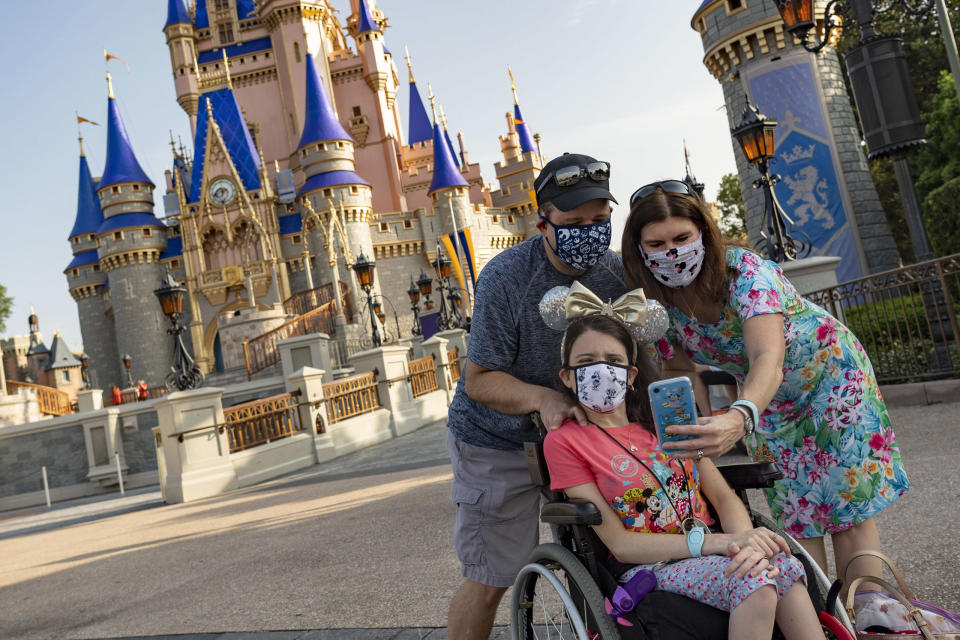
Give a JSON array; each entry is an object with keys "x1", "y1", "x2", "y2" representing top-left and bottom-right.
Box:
[{"x1": 843, "y1": 550, "x2": 960, "y2": 639}]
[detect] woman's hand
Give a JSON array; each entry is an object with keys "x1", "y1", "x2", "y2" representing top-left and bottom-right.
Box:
[{"x1": 664, "y1": 412, "x2": 746, "y2": 459}]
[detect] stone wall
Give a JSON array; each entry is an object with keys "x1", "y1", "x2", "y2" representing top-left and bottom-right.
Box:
[{"x1": 0, "y1": 423, "x2": 88, "y2": 498}]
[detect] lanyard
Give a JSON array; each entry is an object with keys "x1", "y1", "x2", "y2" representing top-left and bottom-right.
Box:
[{"x1": 591, "y1": 422, "x2": 703, "y2": 533}]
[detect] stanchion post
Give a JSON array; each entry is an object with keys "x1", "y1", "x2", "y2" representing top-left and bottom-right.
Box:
[
  {"x1": 115, "y1": 452, "x2": 125, "y2": 495},
  {"x1": 42, "y1": 465, "x2": 51, "y2": 508}
]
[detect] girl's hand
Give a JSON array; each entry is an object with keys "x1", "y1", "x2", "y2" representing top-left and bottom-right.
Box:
[
  {"x1": 724, "y1": 542, "x2": 781, "y2": 579},
  {"x1": 727, "y1": 527, "x2": 790, "y2": 560}
]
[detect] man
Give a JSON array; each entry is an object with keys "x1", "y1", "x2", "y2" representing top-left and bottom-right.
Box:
[{"x1": 445, "y1": 153, "x2": 626, "y2": 637}]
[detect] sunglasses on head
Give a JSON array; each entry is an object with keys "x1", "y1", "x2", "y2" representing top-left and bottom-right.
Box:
[
  {"x1": 535, "y1": 161, "x2": 610, "y2": 195},
  {"x1": 629, "y1": 180, "x2": 697, "y2": 206}
]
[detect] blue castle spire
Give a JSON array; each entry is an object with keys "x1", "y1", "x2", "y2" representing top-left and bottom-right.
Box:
[
  {"x1": 69, "y1": 151, "x2": 104, "y2": 239},
  {"x1": 298, "y1": 53, "x2": 352, "y2": 149},
  {"x1": 100, "y1": 77, "x2": 154, "y2": 188},
  {"x1": 403, "y1": 47, "x2": 433, "y2": 147},
  {"x1": 429, "y1": 122, "x2": 468, "y2": 195},
  {"x1": 165, "y1": 0, "x2": 191, "y2": 27},
  {"x1": 513, "y1": 103, "x2": 536, "y2": 155},
  {"x1": 356, "y1": 0, "x2": 380, "y2": 35}
]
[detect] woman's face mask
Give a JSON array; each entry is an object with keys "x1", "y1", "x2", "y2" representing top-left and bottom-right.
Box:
[
  {"x1": 568, "y1": 361, "x2": 629, "y2": 413},
  {"x1": 640, "y1": 232, "x2": 705, "y2": 289},
  {"x1": 540, "y1": 217, "x2": 612, "y2": 271}
]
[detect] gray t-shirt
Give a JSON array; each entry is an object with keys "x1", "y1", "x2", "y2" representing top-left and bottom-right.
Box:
[{"x1": 447, "y1": 236, "x2": 626, "y2": 450}]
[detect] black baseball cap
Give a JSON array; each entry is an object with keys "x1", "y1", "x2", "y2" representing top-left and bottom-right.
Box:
[{"x1": 533, "y1": 152, "x2": 618, "y2": 212}]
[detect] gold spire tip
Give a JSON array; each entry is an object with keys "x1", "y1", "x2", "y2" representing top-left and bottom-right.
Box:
[
  {"x1": 508, "y1": 65, "x2": 519, "y2": 105},
  {"x1": 403, "y1": 44, "x2": 414, "y2": 82},
  {"x1": 427, "y1": 83, "x2": 438, "y2": 123},
  {"x1": 438, "y1": 103, "x2": 448, "y2": 128},
  {"x1": 106, "y1": 72, "x2": 115, "y2": 99}
]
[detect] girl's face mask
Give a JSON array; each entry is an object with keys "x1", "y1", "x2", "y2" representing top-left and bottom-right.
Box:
[
  {"x1": 567, "y1": 361, "x2": 629, "y2": 413},
  {"x1": 640, "y1": 233, "x2": 705, "y2": 289}
]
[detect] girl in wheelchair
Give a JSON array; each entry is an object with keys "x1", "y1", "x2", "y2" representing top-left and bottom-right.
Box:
[{"x1": 543, "y1": 308, "x2": 828, "y2": 640}]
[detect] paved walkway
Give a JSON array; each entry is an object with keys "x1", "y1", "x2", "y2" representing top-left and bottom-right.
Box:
[{"x1": 0, "y1": 401, "x2": 957, "y2": 639}]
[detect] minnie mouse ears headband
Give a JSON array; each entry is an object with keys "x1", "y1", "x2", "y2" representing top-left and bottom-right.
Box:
[{"x1": 539, "y1": 281, "x2": 669, "y2": 346}]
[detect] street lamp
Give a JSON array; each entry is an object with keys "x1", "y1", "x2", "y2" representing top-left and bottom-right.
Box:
[
  {"x1": 431, "y1": 249, "x2": 466, "y2": 330},
  {"x1": 408, "y1": 279, "x2": 423, "y2": 336},
  {"x1": 154, "y1": 271, "x2": 204, "y2": 391},
  {"x1": 417, "y1": 271, "x2": 434, "y2": 310},
  {"x1": 351, "y1": 252, "x2": 381, "y2": 348},
  {"x1": 121, "y1": 353, "x2": 133, "y2": 388},
  {"x1": 732, "y1": 104, "x2": 810, "y2": 263},
  {"x1": 79, "y1": 352, "x2": 89, "y2": 390}
]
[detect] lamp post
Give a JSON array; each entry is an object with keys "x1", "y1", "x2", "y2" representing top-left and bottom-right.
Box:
[
  {"x1": 154, "y1": 272, "x2": 204, "y2": 391},
  {"x1": 432, "y1": 250, "x2": 465, "y2": 330},
  {"x1": 79, "y1": 352, "x2": 89, "y2": 390},
  {"x1": 767, "y1": 0, "x2": 935, "y2": 262},
  {"x1": 121, "y1": 353, "x2": 133, "y2": 388},
  {"x1": 731, "y1": 104, "x2": 810, "y2": 263},
  {"x1": 408, "y1": 279, "x2": 423, "y2": 336},
  {"x1": 417, "y1": 271, "x2": 434, "y2": 310},
  {"x1": 351, "y1": 252, "x2": 381, "y2": 348}
]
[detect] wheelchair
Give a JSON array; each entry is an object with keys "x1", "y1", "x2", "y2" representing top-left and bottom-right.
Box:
[{"x1": 509, "y1": 416, "x2": 857, "y2": 640}]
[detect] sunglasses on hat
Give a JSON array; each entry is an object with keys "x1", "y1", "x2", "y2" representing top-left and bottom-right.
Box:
[
  {"x1": 629, "y1": 180, "x2": 697, "y2": 206},
  {"x1": 535, "y1": 161, "x2": 611, "y2": 195}
]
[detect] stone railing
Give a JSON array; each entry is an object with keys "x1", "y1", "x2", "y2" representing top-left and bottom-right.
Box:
[
  {"x1": 243, "y1": 301, "x2": 338, "y2": 379},
  {"x1": 222, "y1": 391, "x2": 302, "y2": 453},
  {"x1": 321, "y1": 371, "x2": 381, "y2": 424},
  {"x1": 6, "y1": 381, "x2": 72, "y2": 416},
  {"x1": 282, "y1": 281, "x2": 354, "y2": 321},
  {"x1": 408, "y1": 355, "x2": 439, "y2": 398}
]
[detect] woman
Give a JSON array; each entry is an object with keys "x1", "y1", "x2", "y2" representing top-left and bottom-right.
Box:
[{"x1": 620, "y1": 180, "x2": 909, "y2": 591}]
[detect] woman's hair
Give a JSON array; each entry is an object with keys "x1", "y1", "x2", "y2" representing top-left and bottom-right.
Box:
[
  {"x1": 560, "y1": 314, "x2": 658, "y2": 432},
  {"x1": 621, "y1": 188, "x2": 733, "y2": 306}
]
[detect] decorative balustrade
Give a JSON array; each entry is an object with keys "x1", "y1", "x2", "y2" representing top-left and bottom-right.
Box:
[
  {"x1": 448, "y1": 347, "x2": 462, "y2": 383},
  {"x1": 243, "y1": 301, "x2": 338, "y2": 379},
  {"x1": 408, "y1": 355, "x2": 440, "y2": 398},
  {"x1": 321, "y1": 371, "x2": 381, "y2": 424},
  {"x1": 115, "y1": 387, "x2": 167, "y2": 405},
  {"x1": 5, "y1": 381, "x2": 72, "y2": 416},
  {"x1": 806, "y1": 253, "x2": 960, "y2": 383},
  {"x1": 223, "y1": 392, "x2": 302, "y2": 453},
  {"x1": 282, "y1": 281, "x2": 354, "y2": 321}
]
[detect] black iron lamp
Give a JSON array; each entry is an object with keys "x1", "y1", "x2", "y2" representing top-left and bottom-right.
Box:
[
  {"x1": 433, "y1": 252, "x2": 452, "y2": 280},
  {"x1": 154, "y1": 271, "x2": 204, "y2": 391},
  {"x1": 408, "y1": 279, "x2": 423, "y2": 336},
  {"x1": 732, "y1": 104, "x2": 810, "y2": 263},
  {"x1": 351, "y1": 252, "x2": 381, "y2": 348},
  {"x1": 773, "y1": 0, "x2": 816, "y2": 37},
  {"x1": 407, "y1": 280, "x2": 420, "y2": 304},
  {"x1": 121, "y1": 353, "x2": 133, "y2": 388},
  {"x1": 417, "y1": 271, "x2": 433, "y2": 310},
  {"x1": 79, "y1": 352, "x2": 90, "y2": 390}
]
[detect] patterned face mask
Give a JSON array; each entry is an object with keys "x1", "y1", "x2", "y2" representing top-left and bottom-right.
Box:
[
  {"x1": 640, "y1": 233, "x2": 705, "y2": 289},
  {"x1": 541, "y1": 217, "x2": 612, "y2": 271},
  {"x1": 569, "y1": 361, "x2": 629, "y2": 413}
]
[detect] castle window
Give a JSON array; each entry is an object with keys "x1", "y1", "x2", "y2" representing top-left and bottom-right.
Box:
[
  {"x1": 93, "y1": 264, "x2": 100, "y2": 272},
  {"x1": 88, "y1": 234, "x2": 95, "y2": 241},
  {"x1": 352, "y1": 106, "x2": 362, "y2": 117},
  {"x1": 508, "y1": 216, "x2": 515, "y2": 224},
  {"x1": 114, "y1": 231, "x2": 123, "y2": 241},
  {"x1": 143, "y1": 228, "x2": 152, "y2": 237},
  {"x1": 264, "y1": 52, "x2": 270, "y2": 59},
  {"x1": 132, "y1": 184, "x2": 140, "y2": 191},
  {"x1": 293, "y1": 41, "x2": 301, "y2": 63},
  {"x1": 726, "y1": 0, "x2": 745, "y2": 13},
  {"x1": 214, "y1": 0, "x2": 229, "y2": 10},
  {"x1": 112, "y1": 186, "x2": 120, "y2": 194},
  {"x1": 171, "y1": 259, "x2": 181, "y2": 269},
  {"x1": 337, "y1": 141, "x2": 345, "y2": 149},
  {"x1": 217, "y1": 22, "x2": 234, "y2": 44},
  {"x1": 492, "y1": 215, "x2": 499, "y2": 223},
  {"x1": 72, "y1": 269, "x2": 79, "y2": 277},
  {"x1": 180, "y1": 68, "x2": 185, "y2": 75},
  {"x1": 379, "y1": 223, "x2": 389, "y2": 232},
  {"x1": 292, "y1": 234, "x2": 301, "y2": 244},
  {"x1": 403, "y1": 220, "x2": 413, "y2": 229},
  {"x1": 251, "y1": 55, "x2": 256, "y2": 61},
  {"x1": 316, "y1": 143, "x2": 325, "y2": 151},
  {"x1": 350, "y1": 185, "x2": 359, "y2": 194},
  {"x1": 323, "y1": 188, "x2": 332, "y2": 197},
  {"x1": 63, "y1": 369, "x2": 70, "y2": 382}
]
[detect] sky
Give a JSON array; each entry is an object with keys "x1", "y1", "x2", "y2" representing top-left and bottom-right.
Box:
[{"x1": 0, "y1": 1, "x2": 736, "y2": 351}]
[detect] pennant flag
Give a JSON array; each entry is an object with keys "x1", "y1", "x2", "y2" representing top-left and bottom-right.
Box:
[
  {"x1": 104, "y1": 49, "x2": 131, "y2": 72},
  {"x1": 77, "y1": 115, "x2": 99, "y2": 126}
]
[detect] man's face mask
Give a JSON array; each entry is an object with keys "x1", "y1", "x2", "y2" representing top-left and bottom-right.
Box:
[
  {"x1": 540, "y1": 217, "x2": 612, "y2": 271},
  {"x1": 568, "y1": 361, "x2": 629, "y2": 413}
]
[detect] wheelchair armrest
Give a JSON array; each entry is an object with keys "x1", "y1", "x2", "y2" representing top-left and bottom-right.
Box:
[
  {"x1": 716, "y1": 461, "x2": 782, "y2": 490},
  {"x1": 540, "y1": 499, "x2": 603, "y2": 526}
]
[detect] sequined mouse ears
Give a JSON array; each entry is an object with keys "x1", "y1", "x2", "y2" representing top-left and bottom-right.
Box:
[{"x1": 539, "y1": 281, "x2": 669, "y2": 344}]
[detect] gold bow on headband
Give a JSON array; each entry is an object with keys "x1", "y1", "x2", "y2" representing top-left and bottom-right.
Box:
[{"x1": 565, "y1": 280, "x2": 649, "y2": 326}]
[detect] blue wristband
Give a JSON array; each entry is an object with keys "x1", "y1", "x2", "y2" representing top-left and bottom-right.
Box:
[
  {"x1": 686, "y1": 526, "x2": 706, "y2": 558},
  {"x1": 730, "y1": 399, "x2": 759, "y2": 431}
]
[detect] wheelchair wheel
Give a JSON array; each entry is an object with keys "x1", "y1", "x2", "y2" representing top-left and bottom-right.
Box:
[{"x1": 512, "y1": 543, "x2": 622, "y2": 640}]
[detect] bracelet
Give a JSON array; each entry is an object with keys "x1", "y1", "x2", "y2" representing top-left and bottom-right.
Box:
[
  {"x1": 730, "y1": 399, "x2": 759, "y2": 431},
  {"x1": 686, "y1": 526, "x2": 706, "y2": 558}
]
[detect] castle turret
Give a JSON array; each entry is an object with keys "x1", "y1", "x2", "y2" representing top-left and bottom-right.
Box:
[
  {"x1": 350, "y1": 0, "x2": 388, "y2": 94},
  {"x1": 164, "y1": 0, "x2": 199, "y2": 131},
  {"x1": 65, "y1": 140, "x2": 120, "y2": 389},
  {"x1": 492, "y1": 70, "x2": 543, "y2": 237},
  {"x1": 404, "y1": 48, "x2": 433, "y2": 148},
  {"x1": 691, "y1": 1, "x2": 899, "y2": 279},
  {"x1": 297, "y1": 50, "x2": 375, "y2": 318},
  {"x1": 95, "y1": 75, "x2": 173, "y2": 387}
]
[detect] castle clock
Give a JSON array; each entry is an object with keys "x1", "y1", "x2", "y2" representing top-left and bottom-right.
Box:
[{"x1": 209, "y1": 178, "x2": 237, "y2": 206}]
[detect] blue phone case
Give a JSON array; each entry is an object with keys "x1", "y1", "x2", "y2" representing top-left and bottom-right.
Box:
[{"x1": 648, "y1": 376, "x2": 697, "y2": 449}]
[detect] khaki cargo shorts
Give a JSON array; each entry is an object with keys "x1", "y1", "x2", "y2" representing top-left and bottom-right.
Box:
[{"x1": 447, "y1": 430, "x2": 545, "y2": 588}]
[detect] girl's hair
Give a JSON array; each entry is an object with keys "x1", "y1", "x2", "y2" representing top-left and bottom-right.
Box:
[
  {"x1": 560, "y1": 314, "x2": 658, "y2": 432},
  {"x1": 621, "y1": 188, "x2": 733, "y2": 307}
]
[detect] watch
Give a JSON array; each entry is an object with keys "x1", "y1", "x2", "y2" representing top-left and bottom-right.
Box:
[
  {"x1": 686, "y1": 526, "x2": 706, "y2": 558},
  {"x1": 730, "y1": 399, "x2": 759, "y2": 436},
  {"x1": 209, "y1": 177, "x2": 237, "y2": 206}
]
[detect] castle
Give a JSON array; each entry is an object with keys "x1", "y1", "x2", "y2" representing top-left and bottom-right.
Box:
[{"x1": 65, "y1": 0, "x2": 545, "y2": 390}]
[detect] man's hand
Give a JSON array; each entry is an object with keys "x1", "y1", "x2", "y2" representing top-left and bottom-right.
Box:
[
  {"x1": 663, "y1": 411, "x2": 746, "y2": 459},
  {"x1": 539, "y1": 389, "x2": 587, "y2": 431}
]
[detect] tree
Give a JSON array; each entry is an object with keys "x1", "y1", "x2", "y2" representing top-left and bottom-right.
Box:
[
  {"x1": 923, "y1": 176, "x2": 960, "y2": 257},
  {"x1": 716, "y1": 173, "x2": 747, "y2": 238},
  {"x1": 0, "y1": 283, "x2": 11, "y2": 335}
]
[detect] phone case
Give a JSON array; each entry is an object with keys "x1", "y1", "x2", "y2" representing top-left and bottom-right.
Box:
[{"x1": 648, "y1": 376, "x2": 697, "y2": 449}]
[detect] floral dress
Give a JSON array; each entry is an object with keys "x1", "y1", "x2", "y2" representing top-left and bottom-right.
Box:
[{"x1": 653, "y1": 248, "x2": 909, "y2": 539}]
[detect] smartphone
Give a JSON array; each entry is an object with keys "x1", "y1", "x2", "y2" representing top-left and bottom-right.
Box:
[{"x1": 648, "y1": 377, "x2": 698, "y2": 450}]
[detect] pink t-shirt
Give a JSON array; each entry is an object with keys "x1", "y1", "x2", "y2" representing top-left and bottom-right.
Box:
[{"x1": 544, "y1": 420, "x2": 714, "y2": 534}]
